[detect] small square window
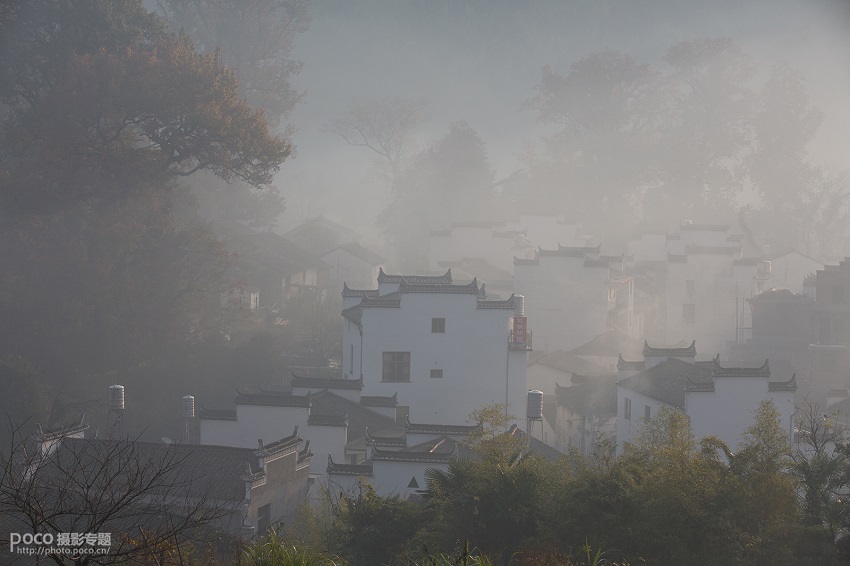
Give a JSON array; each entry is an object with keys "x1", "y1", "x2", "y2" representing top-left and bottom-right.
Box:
[
  {"x1": 624, "y1": 397, "x2": 631, "y2": 420},
  {"x1": 430, "y1": 369, "x2": 443, "y2": 378},
  {"x1": 644, "y1": 405, "x2": 651, "y2": 422},
  {"x1": 431, "y1": 317, "x2": 446, "y2": 333}
]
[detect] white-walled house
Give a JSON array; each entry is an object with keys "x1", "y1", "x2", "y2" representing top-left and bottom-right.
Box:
[
  {"x1": 326, "y1": 421, "x2": 562, "y2": 498},
  {"x1": 342, "y1": 272, "x2": 529, "y2": 428},
  {"x1": 321, "y1": 243, "x2": 386, "y2": 292},
  {"x1": 626, "y1": 223, "x2": 765, "y2": 357},
  {"x1": 514, "y1": 245, "x2": 637, "y2": 353},
  {"x1": 428, "y1": 221, "x2": 534, "y2": 274},
  {"x1": 504, "y1": 214, "x2": 584, "y2": 250},
  {"x1": 616, "y1": 342, "x2": 797, "y2": 453},
  {"x1": 198, "y1": 384, "x2": 403, "y2": 474},
  {"x1": 763, "y1": 248, "x2": 823, "y2": 294}
]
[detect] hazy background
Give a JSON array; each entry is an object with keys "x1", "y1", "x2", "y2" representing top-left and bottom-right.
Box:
[{"x1": 277, "y1": 0, "x2": 850, "y2": 239}]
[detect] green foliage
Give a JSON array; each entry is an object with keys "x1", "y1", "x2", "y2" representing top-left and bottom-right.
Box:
[
  {"x1": 326, "y1": 480, "x2": 428, "y2": 566},
  {"x1": 243, "y1": 528, "x2": 342, "y2": 566}
]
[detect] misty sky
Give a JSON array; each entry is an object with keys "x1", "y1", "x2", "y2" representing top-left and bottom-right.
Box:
[{"x1": 277, "y1": 0, "x2": 850, "y2": 239}]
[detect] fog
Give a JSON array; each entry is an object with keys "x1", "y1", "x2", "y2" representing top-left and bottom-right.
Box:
[
  {"x1": 278, "y1": 0, "x2": 850, "y2": 242},
  {"x1": 5, "y1": 2, "x2": 850, "y2": 560}
]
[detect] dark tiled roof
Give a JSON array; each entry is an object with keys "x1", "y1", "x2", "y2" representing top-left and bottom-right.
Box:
[
  {"x1": 341, "y1": 305, "x2": 363, "y2": 325},
  {"x1": 198, "y1": 408, "x2": 237, "y2": 421},
  {"x1": 399, "y1": 279, "x2": 479, "y2": 295},
  {"x1": 378, "y1": 268, "x2": 452, "y2": 285},
  {"x1": 679, "y1": 223, "x2": 731, "y2": 231},
  {"x1": 617, "y1": 354, "x2": 646, "y2": 371},
  {"x1": 282, "y1": 215, "x2": 361, "y2": 257},
  {"x1": 289, "y1": 366, "x2": 342, "y2": 379},
  {"x1": 402, "y1": 435, "x2": 458, "y2": 454},
  {"x1": 554, "y1": 379, "x2": 617, "y2": 417},
  {"x1": 643, "y1": 340, "x2": 696, "y2": 358},
  {"x1": 309, "y1": 390, "x2": 400, "y2": 441},
  {"x1": 685, "y1": 245, "x2": 738, "y2": 255},
  {"x1": 734, "y1": 257, "x2": 758, "y2": 266},
  {"x1": 560, "y1": 243, "x2": 601, "y2": 254},
  {"x1": 360, "y1": 393, "x2": 398, "y2": 408},
  {"x1": 619, "y1": 358, "x2": 712, "y2": 408},
  {"x1": 570, "y1": 329, "x2": 644, "y2": 358},
  {"x1": 749, "y1": 289, "x2": 814, "y2": 303},
  {"x1": 533, "y1": 350, "x2": 609, "y2": 376},
  {"x1": 61, "y1": 438, "x2": 258, "y2": 501},
  {"x1": 405, "y1": 417, "x2": 482, "y2": 436},
  {"x1": 365, "y1": 428, "x2": 407, "y2": 448},
  {"x1": 370, "y1": 443, "x2": 456, "y2": 463},
  {"x1": 260, "y1": 426, "x2": 302, "y2": 454},
  {"x1": 436, "y1": 258, "x2": 513, "y2": 284},
  {"x1": 327, "y1": 454, "x2": 373, "y2": 476},
  {"x1": 711, "y1": 357, "x2": 770, "y2": 378},
  {"x1": 308, "y1": 414, "x2": 348, "y2": 427},
  {"x1": 341, "y1": 283, "x2": 379, "y2": 298},
  {"x1": 235, "y1": 391, "x2": 311, "y2": 407},
  {"x1": 453, "y1": 220, "x2": 507, "y2": 228},
  {"x1": 539, "y1": 247, "x2": 590, "y2": 259},
  {"x1": 504, "y1": 425, "x2": 566, "y2": 461},
  {"x1": 291, "y1": 373, "x2": 363, "y2": 391},
  {"x1": 477, "y1": 295, "x2": 517, "y2": 309}
]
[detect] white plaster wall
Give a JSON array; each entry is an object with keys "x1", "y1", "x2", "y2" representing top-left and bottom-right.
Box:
[
  {"x1": 342, "y1": 318, "x2": 363, "y2": 380},
  {"x1": 506, "y1": 215, "x2": 582, "y2": 250},
  {"x1": 627, "y1": 233, "x2": 668, "y2": 264},
  {"x1": 324, "y1": 473, "x2": 361, "y2": 495},
  {"x1": 665, "y1": 255, "x2": 753, "y2": 356},
  {"x1": 322, "y1": 248, "x2": 384, "y2": 291},
  {"x1": 680, "y1": 227, "x2": 738, "y2": 248},
  {"x1": 370, "y1": 459, "x2": 450, "y2": 497},
  {"x1": 356, "y1": 292, "x2": 527, "y2": 427},
  {"x1": 686, "y1": 378, "x2": 795, "y2": 452},
  {"x1": 429, "y1": 226, "x2": 514, "y2": 272},
  {"x1": 527, "y1": 364, "x2": 572, "y2": 396},
  {"x1": 200, "y1": 405, "x2": 308, "y2": 449},
  {"x1": 302, "y1": 423, "x2": 348, "y2": 473},
  {"x1": 514, "y1": 257, "x2": 609, "y2": 353},
  {"x1": 769, "y1": 254, "x2": 822, "y2": 294},
  {"x1": 616, "y1": 387, "x2": 670, "y2": 451}
]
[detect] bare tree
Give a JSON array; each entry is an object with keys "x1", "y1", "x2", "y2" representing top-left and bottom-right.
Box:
[
  {"x1": 325, "y1": 96, "x2": 427, "y2": 184},
  {"x1": 798, "y1": 168, "x2": 850, "y2": 260},
  {"x1": 0, "y1": 421, "x2": 240, "y2": 565},
  {"x1": 789, "y1": 399, "x2": 850, "y2": 539}
]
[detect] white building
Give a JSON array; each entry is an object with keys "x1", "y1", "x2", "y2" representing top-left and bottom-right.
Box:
[
  {"x1": 342, "y1": 270, "x2": 529, "y2": 428},
  {"x1": 763, "y1": 248, "x2": 823, "y2": 294},
  {"x1": 616, "y1": 342, "x2": 797, "y2": 453},
  {"x1": 198, "y1": 380, "x2": 403, "y2": 474},
  {"x1": 429, "y1": 220, "x2": 534, "y2": 274},
  {"x1": 627, "y1": 223, "x2": 765, "y2": 356},
  {"x1": 321, "y1": 242, "x2": 386, "y2": 292},
  {"x1": 514, "y1": 245, "x2": 638, "y2": 353}
]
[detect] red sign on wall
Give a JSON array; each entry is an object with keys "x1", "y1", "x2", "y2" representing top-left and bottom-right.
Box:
[{"x1": 512, "y1": 316, "x2": 527, "y2": 343}]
